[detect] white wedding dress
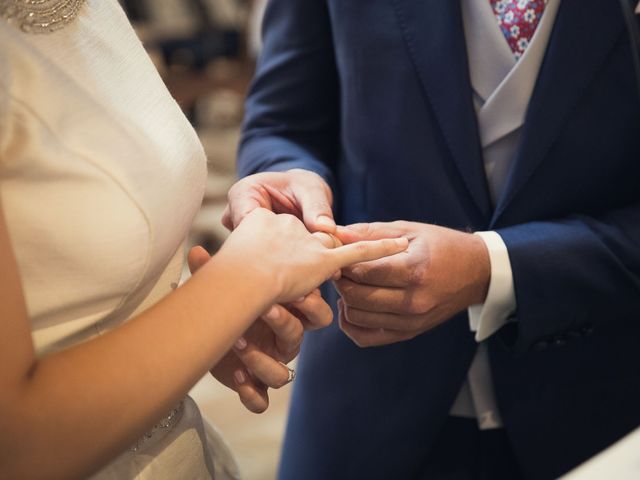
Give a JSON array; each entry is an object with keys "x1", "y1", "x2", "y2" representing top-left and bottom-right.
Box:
[{"x1": 0, "y1": 1, "x2": 239, "y2": 478}]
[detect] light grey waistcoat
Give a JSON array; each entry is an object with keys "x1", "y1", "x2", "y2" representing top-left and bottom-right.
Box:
[{"x1": 450, "y1": 0, "x2": 562, "y2": 428}]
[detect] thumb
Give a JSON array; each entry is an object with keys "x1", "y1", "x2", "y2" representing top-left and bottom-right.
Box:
[
  {"x1": 188, "y1": 246, "x2": 211, "y2": 274},
  {"x1": 294, "y1": 181, "x2": 335, "y2": 233},
  {"x1": 225, "y1": 178, "x2": 274, "y2": 230}
]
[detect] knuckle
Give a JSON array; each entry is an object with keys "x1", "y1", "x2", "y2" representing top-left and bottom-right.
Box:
[
  {"x1": 299, "y1": 293, "x2": 320, "y2": 310},
  {"x1": 290, "y1": 324, "x2": 304, "y2": 346},
  {"x1": 281, "y1": 347, "x2": 300, "y2": 363},
  {"x1": 363, "y1": 223, "x2": 377, "y2": 238},
  {"x1": 407, "y1": 264, "x2": 428, "y2": 287},
  {"x1": 343, "y1": 306, "x2": 359, "y2": 324},
  {"x1": 273, "y1": 316, "x2": 289, "y2": 331},
  {"x1": 345, "y1": 265, "x2": 365, "y2": 282},
  {"x1": 294, "y1": 319, "x2": 305, "y2": 336},
  {"x1": 271, "y1": 311, "x2": 289, "y2": 330},
  {"x1": 279, "y1": 213, "x2": 298, "y2": 225},
  {"x1": 404, "y1": 295, "x2": 431, "y2": 315},
  {"x1": 280, "y1": 321, "x2": 297, "y2": 341}
]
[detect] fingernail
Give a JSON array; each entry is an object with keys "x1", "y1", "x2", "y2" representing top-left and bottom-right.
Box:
[
  {"x1": 396, "y1": 237, "x2": 409, "y2": 247},
  {"x1": 234, "y1": 370, "x2": 246, "y2": 384},
  {"x1": 265, "y1": 306, "x2": 280, "y2": 321},
  {"x1": 294, "y1": 296, "x2": 306, "y2": 303},
  {"x1": 316, "y1": 215, "x2": 335, "y2": 228},
  {"x1": 234, "y1": 336, "x2": 247, "y2": 350}
]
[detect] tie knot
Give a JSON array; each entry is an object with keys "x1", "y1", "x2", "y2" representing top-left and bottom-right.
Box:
[{"x1": 489, "y1": 0, "x2": 548, "y2": 59}]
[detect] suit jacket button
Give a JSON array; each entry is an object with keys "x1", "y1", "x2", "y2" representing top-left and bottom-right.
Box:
[
  {"x1": 580, "y1": 324, "x2": 595, "y2": 336},
  {"x1": 553, "y1": 337, "x2": 567, "y2": 347},
  {"x1": 533, "y1": 339, "x2": 550, "y2": 351}
]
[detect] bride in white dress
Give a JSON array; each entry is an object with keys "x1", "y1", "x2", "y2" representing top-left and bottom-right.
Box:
[{"x1": 0, "y1": 1, "x2": 408, "y2": 478}]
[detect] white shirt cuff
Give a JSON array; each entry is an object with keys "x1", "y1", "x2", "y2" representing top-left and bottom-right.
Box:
[{"x1": 467, "y1": 231, "x2": 516, "y2": 342}]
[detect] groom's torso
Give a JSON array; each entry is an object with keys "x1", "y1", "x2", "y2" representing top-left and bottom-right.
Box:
[{"x1": 282, "y1": 1, "x2": 640, "y2": 479}]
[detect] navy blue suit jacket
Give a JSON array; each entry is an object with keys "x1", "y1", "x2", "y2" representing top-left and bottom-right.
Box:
[{"x1": 238, "y1": 0, "x2": 640, "y2": 478}]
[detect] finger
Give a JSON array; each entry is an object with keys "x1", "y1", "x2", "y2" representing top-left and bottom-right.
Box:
[
  {"x1": 261, "y1": 305, "x2": 304, "y2": 357},
  {"x1": 334, "y1": 222, "x2": 408, "y2": 244},
  {"x1": 234, "y1": 345, "x2": 296, "y2": 389},
  {"x1": 221, "y1": 204, "x2": 233, "y2": 231},
  {"x1": 288, "y1": 290, "x2": 333, "y2": 330},
  {"x1": 335, "y1": 277, "x2": 430, "y2": 315},
  {"x1": 341, "y1": 254, "x2": 416, "y2": 288},
  {"x1": 233, "y1": 369, "x2": 270, "y2": 413},
  {"x1": 342, "y1": 304, "x2": 425, "y2": 333},
  {"x1": 338, "y1": 300, "x2": 416, "y2": 347},
  {"x1": 210, "y1": 354, "x2": 273, "y2": 413},
  {"x1": 291, "y1": 176, "x2": 335, "y2": 233},
  {"x1": 330, "y1": 237, "x2": 409, "y2": 270},
  {"x1": 187, "y1": 246, "x2": 211, "y2": 274}
]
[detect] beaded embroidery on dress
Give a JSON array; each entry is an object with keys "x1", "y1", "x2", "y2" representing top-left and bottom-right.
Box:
[{"x1": 0, "y1": 0, "x2": 85, "y2": 33}]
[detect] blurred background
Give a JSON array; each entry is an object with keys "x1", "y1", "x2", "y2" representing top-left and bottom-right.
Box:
[{"x1": 118, "y1": 1, "x2": 289, "y2": 479}]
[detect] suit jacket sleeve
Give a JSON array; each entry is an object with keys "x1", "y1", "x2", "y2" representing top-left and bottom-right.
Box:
[
  {"x1": 496, "y1": 202, "x2": 640, "y2": 351},
  {"x1": 238, "y1": 0, "x2": 339, "y2": 188}
]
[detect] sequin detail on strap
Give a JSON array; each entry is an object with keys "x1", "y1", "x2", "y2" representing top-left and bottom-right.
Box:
[
  {"x1": 129, "y1": 401, "x2": 185, "y2": 452},
  {"x1": 0, "y1": 0, "x2": 85, "y2": 34}
]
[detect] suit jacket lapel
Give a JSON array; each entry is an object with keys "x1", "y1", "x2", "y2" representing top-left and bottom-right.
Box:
[
  {"x1": 491, "y1": 0, "x2": 627, "y2": 225},
  {"x1": 391, "y1": 0, "x2": 492, "y2": 221}
]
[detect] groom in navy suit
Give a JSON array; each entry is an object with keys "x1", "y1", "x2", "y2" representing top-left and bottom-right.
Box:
[{"x1": 224, "y1": 0, "x2": 640, "y2": 478}]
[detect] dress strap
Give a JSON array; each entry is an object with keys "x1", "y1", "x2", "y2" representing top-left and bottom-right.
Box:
[{"x1": 0, "y1": 0, "x2": 86, "y2": 34}]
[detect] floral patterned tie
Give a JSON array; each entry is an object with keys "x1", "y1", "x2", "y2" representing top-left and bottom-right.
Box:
[{"x1": 489, "y1": 0, "x2": 548, "y2": 60}]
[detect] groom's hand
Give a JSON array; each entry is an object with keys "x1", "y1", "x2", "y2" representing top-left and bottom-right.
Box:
[
  {"x1": 333, "y1": 222, "x2": 491, "y2": 347},
  {"x1": 222, "y1": 169, "x2": 336, "y2": 234}
]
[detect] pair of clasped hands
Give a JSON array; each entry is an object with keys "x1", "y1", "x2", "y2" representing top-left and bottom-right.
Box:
[{"x1": 195, "y1": 169, "x2": 491, "y2": 413}]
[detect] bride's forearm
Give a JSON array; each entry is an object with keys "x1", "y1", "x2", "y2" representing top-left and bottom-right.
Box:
[{"x1": 1, "y1": 254, "x2": 274, "y2": 480}]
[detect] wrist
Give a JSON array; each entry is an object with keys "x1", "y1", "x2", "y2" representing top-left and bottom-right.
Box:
[
  {"x1": 204, "y1": 251, "x2": 278, "y2": 313},
  {"x1": 467, "y1": 233, "x2": 491, "y2": 305}
]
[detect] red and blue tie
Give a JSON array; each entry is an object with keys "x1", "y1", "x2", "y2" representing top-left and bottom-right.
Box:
[{"x1": 489, "y1": 0, "x2": 548, "y2": 59}]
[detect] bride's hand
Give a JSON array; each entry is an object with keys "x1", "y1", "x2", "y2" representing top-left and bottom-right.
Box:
[
  {"x1": 188, "y1": 247, "x2": 331, "y2": 413},
  {"x1": 217, "y1": 208, "x2": 409, "y2": 304}
]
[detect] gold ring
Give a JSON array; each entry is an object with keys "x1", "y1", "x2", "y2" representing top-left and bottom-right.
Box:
[{"x1": 313, "y1": 231, "x2": 343, "y2": 249}]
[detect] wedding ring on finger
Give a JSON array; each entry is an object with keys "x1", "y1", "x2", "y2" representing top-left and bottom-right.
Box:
[
  {"x1": 279, "y1": 362, "x2": 296, "y2": 384},
  {"x1": 313, "y1": 231, "x2": 343, "y2": 249}
]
